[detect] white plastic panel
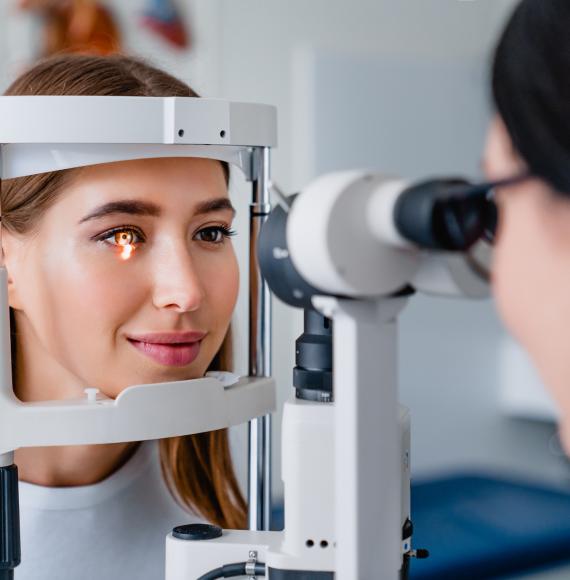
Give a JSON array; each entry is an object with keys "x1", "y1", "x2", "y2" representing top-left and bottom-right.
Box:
[
  {"x1": 166, "y1": 530, "x2": 278, "y2": 580},
  {"x1": 0, "y1": 375, "x2": 276, "y2": 454},
  {"x1": 0, "y1": 96, "x2": 276, "y2": 146},
  {"x1": 1, "y1": 143, "x2": 250, "y2": 179}
]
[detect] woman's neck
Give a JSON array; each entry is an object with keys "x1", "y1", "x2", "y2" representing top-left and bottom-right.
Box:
[{"x1": 14, "y1": 442, "x2": 140, "y2": 487}]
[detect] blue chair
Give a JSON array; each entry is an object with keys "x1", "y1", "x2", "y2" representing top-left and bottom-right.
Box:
[{"x1": 409, "y1": 473, "x2": 570, "y2": 579}]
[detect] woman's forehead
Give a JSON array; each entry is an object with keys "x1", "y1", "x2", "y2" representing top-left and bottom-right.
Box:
[
  {"x1": 79, "y1": 156, "x2": 227, "y2": 187},
  {"x1": 55, "y1": 157, "x2": 231, "y2": 217}
]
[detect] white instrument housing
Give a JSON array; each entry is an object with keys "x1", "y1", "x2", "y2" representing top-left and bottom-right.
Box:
[
  {"x1": 165, "y1": 169, "x2": 490, "y2": 579},
  {"x1": 0, "y1": 96, "x2": 277, "y2": 450},
  {"x1": 287, "y1": 170, "x2": 489, "y2": 299}
]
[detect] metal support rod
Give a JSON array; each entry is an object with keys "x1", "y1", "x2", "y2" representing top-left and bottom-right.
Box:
[{"x1": 247, "y1": 147, "x2": 272, "y2": 531}]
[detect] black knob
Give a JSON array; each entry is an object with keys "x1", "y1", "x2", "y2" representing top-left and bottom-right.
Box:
[{"x1": 172, "y1": 523, "x2": 223, "y2": 541}]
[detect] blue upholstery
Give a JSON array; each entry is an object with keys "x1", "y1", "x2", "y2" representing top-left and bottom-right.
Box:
[{"x1": 409, "y1": 473, "x2": 570, "y2": 579}]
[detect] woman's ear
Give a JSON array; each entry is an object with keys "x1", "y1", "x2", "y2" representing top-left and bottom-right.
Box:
[{"x1": 1, "y1": 231, "x2": 25, "y2": 311}]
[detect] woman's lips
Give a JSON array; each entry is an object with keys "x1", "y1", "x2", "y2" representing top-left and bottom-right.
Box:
[{"x1": 127, "y1": 338, "x2": 202, "y2": 367}]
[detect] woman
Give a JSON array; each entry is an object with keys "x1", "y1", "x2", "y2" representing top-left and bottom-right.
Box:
[
  {"x1": 1, "y1": 54, "x2": 245, "y2": 579},
  {"x1": 484, "y1": 0, "x2": 570, "y2": 450}
]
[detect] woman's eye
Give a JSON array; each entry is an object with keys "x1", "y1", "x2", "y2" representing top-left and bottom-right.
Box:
[
  {"x1": 114, "y1": 230, "x2": 135, "y2": 246},
  {"x1": 195, "y1": 226, "x2": 236, "y2": 245},
  {"x1": 94, "y1": 225, "x2": 233, "y2": 250},
  {"x1": 98, "y1": 227, "x2": 144, "y2": 247}
]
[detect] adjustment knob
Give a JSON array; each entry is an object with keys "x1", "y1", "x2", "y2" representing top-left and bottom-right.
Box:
[{"x1": 172, "y1": 523, "x2": 223, "y2": 541}]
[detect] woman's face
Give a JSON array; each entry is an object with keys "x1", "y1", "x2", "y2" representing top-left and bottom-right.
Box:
[
  {"x1": 4, "y1": 157, "x2": 239, "y2": 399},
  {"x1": 484, "y1": 116, "x2": 570, "y2": 450}
]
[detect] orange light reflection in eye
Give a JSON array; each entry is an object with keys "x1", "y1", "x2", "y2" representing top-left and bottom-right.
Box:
[{"x1": 120, "y1": 244, "x2": 135, "y2": 260}]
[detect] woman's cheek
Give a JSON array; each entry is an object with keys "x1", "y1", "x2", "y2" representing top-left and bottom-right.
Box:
[
  {"x1": 202, "y1": 247, "x2": 239, "y2": 310},
  {"x1": 68, "y1": 258, "x2": 132, "y2": 311},
  {"x1": 225, "y1": 254, "x2": 240, "y2": 309},
  {"x1": 491, "y1": 233, "x2": 524, "y2": 340},
  {"x1": 490, "y1": 190, "x2": 545, "y2": 347},
  {"x1": 51, "y1": 251, "x2": 144, "y2": 342}
]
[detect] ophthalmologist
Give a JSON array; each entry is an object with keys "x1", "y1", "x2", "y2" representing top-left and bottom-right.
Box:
[{"x1": 484, "y1": 0, "x2": 570, "y2": 450}]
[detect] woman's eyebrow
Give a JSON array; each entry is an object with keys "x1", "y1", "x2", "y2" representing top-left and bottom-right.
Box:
[
  {"x1": 194, "y1": 198, "x2": 236, "y2": 217},
  {"x1": 78, "y1": 197, "x2": 235, "y2": 225}
]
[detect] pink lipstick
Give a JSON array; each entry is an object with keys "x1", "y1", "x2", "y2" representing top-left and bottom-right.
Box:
[{"x1": 127, "y1": 331, "x2": 206, "y2": 367}]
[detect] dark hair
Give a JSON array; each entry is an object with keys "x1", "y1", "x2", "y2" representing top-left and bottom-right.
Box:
[
  {"x1": 2, "y1": 53, "x2": 246, "y2": 529},
  {"x1": 492, "y1": 0, "x2": 570, "y2": 194}
]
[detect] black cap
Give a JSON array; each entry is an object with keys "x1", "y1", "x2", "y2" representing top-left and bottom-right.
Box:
[{"x1": 172, "y1": 523, "x2": 223, "y2": 541}]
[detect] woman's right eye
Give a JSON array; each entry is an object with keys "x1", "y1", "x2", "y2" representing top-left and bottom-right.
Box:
[
  {"x1": 95, "y1": 227, "x2": 145, "y2": 261},
  {"x1": 97, "y1": 227, "x2": 145, "y2": 247}
]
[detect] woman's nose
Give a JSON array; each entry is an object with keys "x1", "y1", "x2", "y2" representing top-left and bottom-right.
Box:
[{"x1": 151, "y1": 246, "x2": 205, "y2": 313}]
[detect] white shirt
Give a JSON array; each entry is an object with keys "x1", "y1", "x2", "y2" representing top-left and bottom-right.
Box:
[{"x1": 17, "y1": 440, "x2": 202, "y2": 580}]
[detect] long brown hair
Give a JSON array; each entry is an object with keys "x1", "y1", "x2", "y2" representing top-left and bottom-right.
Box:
[{"x1": 1, "y1": 54, "x2": 247, "y2": 529}]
